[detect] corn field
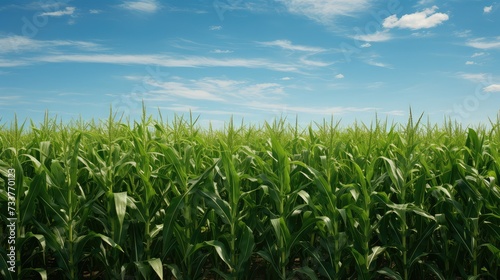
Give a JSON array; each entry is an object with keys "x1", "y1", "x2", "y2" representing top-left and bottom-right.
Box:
[{"x1": 1, "y1": 111, "x2": 500, "y2": 280}]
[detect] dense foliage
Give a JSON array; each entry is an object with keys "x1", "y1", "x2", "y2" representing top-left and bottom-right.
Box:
[{"x1": 1, "y1": 111, "x2": 500, "y2": 279}]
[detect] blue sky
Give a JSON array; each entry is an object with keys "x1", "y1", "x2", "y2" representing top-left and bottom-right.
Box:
[{"x1": 1, "y1": 0, "x2": 499, "y2": 128}]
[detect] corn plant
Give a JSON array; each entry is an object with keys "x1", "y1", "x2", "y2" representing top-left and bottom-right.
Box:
[{"x1": 1, "y1": 111, "x2": 499, "y2": 279}]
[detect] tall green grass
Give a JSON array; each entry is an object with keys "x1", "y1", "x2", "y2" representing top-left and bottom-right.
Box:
[{"x1": 1, "y1": 110, "x2": 499, "y2": 279}]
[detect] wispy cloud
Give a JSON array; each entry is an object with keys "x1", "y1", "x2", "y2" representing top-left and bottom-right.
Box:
[
  {"x1": 0, "y1": 95, "x2": 22, "y2": 101},
  {"x1": 366, "y1": 82, "x2": 385, "y2": 89},
  {"x1": 0, "y1": 36, "x2": 105, "y2": 53},
  {"x1": 57, "y1": 92, "x2": 92, "y2": 96},
  {"x1": 417, "y1": 0, "x2": 435, "y2": 5},
  {"x1": 411, "y1": 31, "x2": 435, "y2": 37},
  {"x1": 120, "y1": 0, "x2": 159, "y2": 13},
  {"x1": 40, "y1": 6, "x2": 75, "y2": 17},
  {"x1": 89, "y1": 9, "x2": 102, "y2": 14},
  {"x1": 460, "y1": 73, "x2": 488, "y2": 82},
  {"x1": 210, "y1": 49, "x2": 233, "y2": 54},
  {"x1": 472, "y1": 52, "x2": 485, "y2": 58},
  {"x1": 483, "y1": 84, "x2": 500, "y2": 92},
  {"x1": 465, "y1": 61, "x2": 475, "y2": 65},
  {"x1": 209, "y1": 25, "x2": 222, "y2": 31},
  {"x1": 147, "y1": 81, "x2": 224, "y2": 101},
  {"x1": 335, "y1": 74, "x2": 344, "y2": 79},
  {"x1": 139, "y1": 77, "x2": 285, "y2": 105},
  {"x1": 164, "y1": 5, "x2": 207, "y2": 14},
  {"x1": 366, "y1": 59, "x2": 392, "y2": 69},
  {"x1": 483, "y1": 6, "x2": 493, "y2": 14},
  {"x1": 246, "y1": 101, "x2": 380, "y2": 116},
  {"x1": 299, "y1": 57, "x2": 331, "y2": 67},
  {"x1": 352, "y1": 31, "x2": 392, "y2": 42},
  {"x1": 361, "y1": 43, "x2": 371, "y2": 48},
  {"x1": 382, "y1": 110, "x2": 405, "y2": 116},
  {"x1": 277, "y1": 0, "x2": 371, "y2": 25},
  {"x1": 466, "y1": 37, "x2": 500, "y2": 50},
  {"x1": 260, "y1": 40, "x2": 326, "y2": 52},
  {"x1": 0, "y1": 58, "x2": 29, "y2": 67},
  {"x1": 454, "y1": 30, "x2": 471, "y2": 38},
  {"x1": 33, "y1": 54, "x2": 298, "y2": 72},
  {"x1": 158, "y1": 104, "x2": 250, "y2": 116},
  {"x1": 383, "y1": 6, "x2": 449, "y2": 30}
]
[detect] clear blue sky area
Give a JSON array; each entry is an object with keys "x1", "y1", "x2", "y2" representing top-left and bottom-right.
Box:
[{"x1": 1, "y1": 0, "x2": 499, "y2": 128}]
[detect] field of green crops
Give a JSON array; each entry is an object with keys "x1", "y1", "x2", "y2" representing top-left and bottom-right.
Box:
[{"x1": 1, "y1": 111, "x2": 500, "y2": 280}]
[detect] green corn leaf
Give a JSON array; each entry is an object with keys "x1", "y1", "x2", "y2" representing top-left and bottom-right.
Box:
[
  {"x1": 165, "y1": 264, "x2": 183, "y2": 280},
  {"x1": 349, "y1": 247, "x2": 368, "y2": 279},
  {"x1": 95, "y1": 233, "x2": 124, "y2": 252},
  {"x1": 271, "y1": 217, "x2": 291, "y2": 250},
  {"x1": 422, "y1": 262, "x2": 445, "y2": 280},
  {"x1": 367, "y1": 246, "x2": 385, "y2": 268},
  {"x1": 481, "y1": 244, "x2": 500, "y2": 258},
  {"x1": 377, "y1": 267, "x2": 403, "y2": 280},
  {"x1": 408, "y1": 223, "x2": 438, "y2": 267},
  {"x1": 289, "y1": 215, "x2": 320, "y2": 250},
  {"x1": 113, "y1": 191, "x2": 128, "y2": 241},
  {"x1": 135, "y1": 261, "x2": 151, "y2": 280},
  {"x1": 147, "y1": 258, "x2": 163, "y2": 280},
  {"x1": 21, "y1": 171, "x2": 45, "y2": 226},
  {"x1": 201, "y1": 191, "x2": 231, "y2": 225},
  {"x1": 203, "y1": 241, "x2": 232, "y2": 270},
  {"x1": 236, "y1": 222, "x2": 255, "y2": 271}
]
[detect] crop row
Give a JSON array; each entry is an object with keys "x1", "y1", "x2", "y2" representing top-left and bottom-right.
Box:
[{"x1": 1, "y1": 112, "x2": 499, "y2": 279}]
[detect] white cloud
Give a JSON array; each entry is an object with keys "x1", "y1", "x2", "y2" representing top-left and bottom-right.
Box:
[
  {"x1": 465, "y1": 61, "x2": 475, "y2": 65},
  {"x1": 239, "y1": 83, "x2": 284, "y2": 98},
  {"x1": 367, "y1": 82, "x2": 385, "y2": 89},
  {"x1": 0, "y1": 58, "x2": 29, "y2": 67},
  {"x1": 460, "y1": 73, "x2": 488, "y2": 82},
  {"x1": 210, "y1": 49, "x2": 233, "y2": 54},
  {"x1": 466, "y1": 37, "x2": 500, "y2": 49},
  {"x1": 366, "y1": 60, "x2": 392, "y2": 68},
  {"x1": 299, "y1": 57, "x2": 331, "y2": 67},
  {"x1": 209, "y1": 25, "x2": 222, "y2": 31},
  {"x1": 411, "y1": 31, "x2": 434, "y2": 37},
  {"x1": 335, "y1": 74, "x2": 344, "y2": 79},
  {"x1": 246, "y1": 102, "x2": 380, "y2": 115},
  {"x1": 383, "y1": 6, "x2": 449, "y2": 30},
  {"x1": 89, "y1": 9, "x2": 102, "y2": 14},
  {"x1": 148, "y1": 81, "x2": 224, "y2": 101},
  {"x1": 34, "y1": 54, "x2": 298, "y2": 72},
  {"x1": 483, "y1": 84, "x2": 500, "y2": 92},
  {"x1": 361, "y1": 43, "x2": 371, "y2": 48},
  {"x1": 120, "y1": 0, "x2": 159, "y2": 13},
  {"x1": 281, "y1": 77, "x2": 292, "y2": 81},
  {"x1": 0, "y1": 36, "x2": 34, "y2": 53},
  {"x1": 0, "y1": 35, "x2": 103, "y2": 53},
  {"x1": 471, "y1": 52, "x2": 485, "y2": 58},
  {"x1": 161, "y1": 104, "x2": 199, "y2": 112},
  {"x1": 140, "y1": 77, "x2": 285, "y2": 105},
  {"x1": 0, "y1": 96, "x2": 21, "y2": 100},
  {"x1": 40, "y1": 7, "x2": 75, "y2": 17},
  {"x1": 352, "y1": 30, "x2": 392, "y2": 42},
  {"x1": 382, "y1": 110, "x2": 405, "y2": 116},
  {"x1": 277, "y1": 0, "x2": 371, "y2": 24},
  {"x1": 454, "y1": 30, "x2": 472, "y2": 38},
  {"x1": 484, "y1": 6, "x2": 493, "y2": 14},
  {"x1": 260, "y1": 40, "x2": 325, "y2": 52},
  {"x1": 417, "y1": 0, "x2": 435, "y2": 5},
  {"x1": 158, "y1": 105, "x2": 248, "y2": 116}
]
